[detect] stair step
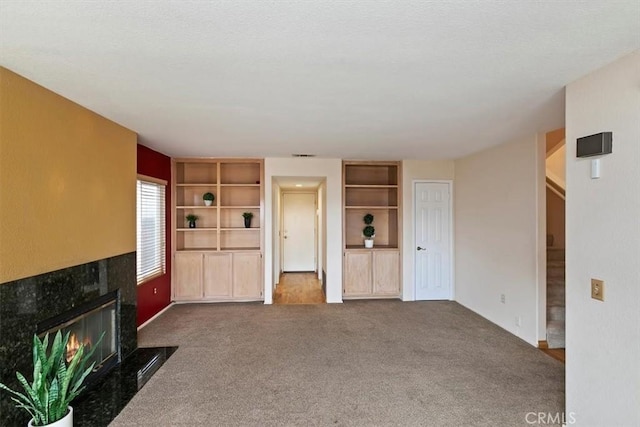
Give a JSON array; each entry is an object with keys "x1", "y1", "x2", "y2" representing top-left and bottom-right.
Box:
[
  {"x1": 547, "y1": 248, "x2": 565, "y2": 261},
  {"x1": 547, "y1": 260, "x2": 565, "y2": 268},
  {"x1": 548, "y1": 295, "x2": 565, "y2": 307},
  {"x1": 547, "y1": 269, "x2": 565, "y2": 280},
  {"x1": 547, "y1": 278, "x2": 565, "y2": 287},
  {"x1": 548, "y1": 285, "x2": 565, "y2": 296},
  {"x1": 547, "y1": 305, "x2": 565, "y2": 321},
  {"x1": 547, "y1": 320, "x2": 565, "y2": 348}
]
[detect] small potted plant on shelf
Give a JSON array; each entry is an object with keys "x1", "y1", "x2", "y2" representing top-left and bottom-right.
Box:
[
  {"x1": 363, "y1": 213, "x2": 375, "y2": 248},
  {"x1": 0, "y1": 331, "x2": 100, "y2": 427},
  {"x1": 242, "y1": 212, "x2": 254, "y2": 228},
  {"x1": 186, "y1": 214, "x2": 199, "y2": 228},
  {"x1": 203, "y1": 192, "x2": 215, "y2": 206}
]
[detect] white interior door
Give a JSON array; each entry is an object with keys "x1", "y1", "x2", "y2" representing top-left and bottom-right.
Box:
[
  {"x1": 415, "y1": 182, "x2": 452, "y2": 300},
  {"x1": 282, "y1": 192, "x2": 316, "y2": 272}
]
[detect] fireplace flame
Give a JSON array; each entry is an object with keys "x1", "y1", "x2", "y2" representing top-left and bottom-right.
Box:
[{"x1": 66, "y1": 333, "x2": 92, "y2": 363}]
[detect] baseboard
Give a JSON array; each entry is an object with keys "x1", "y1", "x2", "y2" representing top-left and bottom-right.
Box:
[
  {"x1": 138, "y1": 303, "x2": 175, "y2": 331},
  {"x1": 538, "y1": 340, "x2": 549, "y2": 349}
]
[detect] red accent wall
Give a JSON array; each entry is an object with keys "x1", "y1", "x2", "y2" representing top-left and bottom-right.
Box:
[{"x1": 136, "y1": 144, "x2": 172, "y2": 326}]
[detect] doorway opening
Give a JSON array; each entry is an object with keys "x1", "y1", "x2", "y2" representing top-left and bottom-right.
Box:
[
  {"x1": 544, "y1": 129, "x2": 566, "y2": 354},
  {"x1": 272, "y1": 176, "x2": 327, "y2": 304}
]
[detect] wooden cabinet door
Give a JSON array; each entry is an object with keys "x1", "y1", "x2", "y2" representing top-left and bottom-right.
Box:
[
  {"x1": 203, "y1": 253, "x2": 232, "y2": 298},
  {"x1": 344, "y1": 251, "x2": 372, "y2": 296},
  {"x1": 174, "y1": 252, "x2": 203, "y2": 300},
  {"x1": 232, "y1": 253, "x2": 262, "y2": 298},
  {"x1": 373, "y1": 250, "x2": 400, "y2": 295}
]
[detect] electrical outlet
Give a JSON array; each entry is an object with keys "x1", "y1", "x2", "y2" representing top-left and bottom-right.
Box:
[
  {"x1": 591, "y1": 279, "x2": 604, "y2": 301},
  {"x1": 500, "y1": 294, "x2": 506, "y2": 304}
]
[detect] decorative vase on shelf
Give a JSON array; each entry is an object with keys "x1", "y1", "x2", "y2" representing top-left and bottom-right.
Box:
[
  {"x1": 363, "y1": 213, "x2": 375, "y2": 248},
  {"x1": 242, "y1": 212, "x2": 254, "y2": 228},
  {"x1": 186, "y1": 215, "x2": 198, "y2": 229},
  {"x1": 203, "y1": 192, "x2": 215, "y2": 206}
]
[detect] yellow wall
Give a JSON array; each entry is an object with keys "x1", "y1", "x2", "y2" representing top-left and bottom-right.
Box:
[{"x1": 0, "y1": 67, "x2": 137, "y2": 284}]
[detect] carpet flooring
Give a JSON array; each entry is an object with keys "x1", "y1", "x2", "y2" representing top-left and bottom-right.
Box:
[{"x1": 111, "y1": 301, "x2": 564, "y2": 426}]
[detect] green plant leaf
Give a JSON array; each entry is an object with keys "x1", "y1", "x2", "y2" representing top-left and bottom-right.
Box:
[
  {"x1": 15, "y1": 372, "x2": 38, "y2": 407},
  {"x1": 69, "y1": 362, "x2": 94, "y2": 396},
  {"x1": 0, "y1": 382, "x2": 34, "y2": 409},
  {"x1": 48, "y1": 377, "x2": 60, "y2": 422}
]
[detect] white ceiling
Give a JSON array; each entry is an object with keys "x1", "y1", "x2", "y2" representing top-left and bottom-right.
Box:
[{"x1": 1, "y1": 1, "x2": 638, "y2": 160}]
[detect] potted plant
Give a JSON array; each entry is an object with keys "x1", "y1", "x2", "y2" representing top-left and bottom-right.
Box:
[
  {"x1": 203, "y1": 192, "x2": 215, "y2": 206},
  {"x1": 0, "y1": 331, "x2": 99, "y2": 427},
  {"x1": 242, "y1": 212, "x2": 254, "y2": 228},
  {"x1": 186, "y1": 214, "x2": 199, "y2": 228},
  {"x1": 363, "y1": 213, "x2": 375, "y2": 248}
]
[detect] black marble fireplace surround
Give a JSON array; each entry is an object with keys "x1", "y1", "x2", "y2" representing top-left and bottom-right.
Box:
[{"x1": 0, "y1": 252, "x2": 137, "y2": 425}]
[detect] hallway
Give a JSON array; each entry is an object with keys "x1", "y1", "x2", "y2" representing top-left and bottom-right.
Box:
[{"x1": 273, "y1": 272, "x2": 325, "y2": 304}]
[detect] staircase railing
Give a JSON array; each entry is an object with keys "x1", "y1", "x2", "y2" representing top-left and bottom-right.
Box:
[{"x1": 546, "y1": 177, "x2": 565, "y2": 200}]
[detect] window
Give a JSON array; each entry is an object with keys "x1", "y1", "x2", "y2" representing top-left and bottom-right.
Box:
[{"x1": 136, "y1": 176, "x2": 166, "y2": 285}]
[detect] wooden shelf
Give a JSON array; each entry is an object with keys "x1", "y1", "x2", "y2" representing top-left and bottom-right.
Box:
[
  {"x1": 177, "y1": 228, "x2": 217, "y2": 231},
  {"x1": 219, "y1": 228, "x2": 260, "y2": 231},
  {"x1": 345, "y1": 184, "x2": 398, "y2": 189},
  {"x1": 220, "y1": 247, "x2": 261, "y2": 251},
  {"x1": 345, "y1": 206, "x2": 399, "y2": 210},
  {"x1": 177, "y1": 247, "x2": 218, "y2": 252},
  {"x1": 173, "y1": 159, "x2": 264, "y2": 252},
  {"x1": 345, "y1": 245, "x2": 399, "y2": 250}
]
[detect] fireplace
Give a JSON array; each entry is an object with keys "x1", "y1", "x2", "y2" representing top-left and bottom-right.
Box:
[{"x1": 37, "y1": 290, "x2": 121, "y2": 382}]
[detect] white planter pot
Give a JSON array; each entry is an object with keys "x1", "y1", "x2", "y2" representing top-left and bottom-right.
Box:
[
  {"x1": 364, "y1": 239, "x2": 374, "y2": 249},
  {"x1": 29, "y1": 407, "x2": 73, "y2": 427},
  {"x1": 204, "y1": 200, "x2": 213, "y2": 206}
]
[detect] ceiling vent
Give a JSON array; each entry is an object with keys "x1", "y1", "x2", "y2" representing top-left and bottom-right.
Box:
[{"x1": 291, "y1": 154, "x2": 316, "y2": 158}]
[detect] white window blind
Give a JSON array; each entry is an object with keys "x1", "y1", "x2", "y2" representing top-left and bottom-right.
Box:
[{"x1": 137, "y1": 178, "x2": 166, "y2": 284}]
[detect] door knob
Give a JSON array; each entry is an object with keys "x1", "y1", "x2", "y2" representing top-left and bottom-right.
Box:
[{"x1": 417, "y1": 246, "x2": 426, "y2": 251}]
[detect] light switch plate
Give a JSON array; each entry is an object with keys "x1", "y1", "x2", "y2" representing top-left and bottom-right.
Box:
[{"x1": 591, "y1": 279, "x2": 604, "y2": 301}]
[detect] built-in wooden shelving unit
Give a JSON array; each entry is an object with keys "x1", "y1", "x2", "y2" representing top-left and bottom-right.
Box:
[
  {"x1": 343, "y1": 161, "x2": 402, "y2": 298},
  {"x1": 172, "y1": 159, "x2": 264, "y2": 302}
]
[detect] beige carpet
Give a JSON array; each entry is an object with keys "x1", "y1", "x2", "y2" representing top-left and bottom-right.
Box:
[{"x1": 111, "y1": 301, "x2": 564, "y2": 426}]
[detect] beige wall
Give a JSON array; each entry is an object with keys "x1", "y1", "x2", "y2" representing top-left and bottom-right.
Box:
[
  {"x1": 401, "y1": 160, "x2": 455, "y2": 300},
  {"x1": 0, "y1": 67, "x2": 137, "y2": 284},
  {"x1": 454, "y1": 136, "x2": 544, "y2": 346},
  {"x1": 565, "y1": 51, "x2": 640, "y2": 426}
]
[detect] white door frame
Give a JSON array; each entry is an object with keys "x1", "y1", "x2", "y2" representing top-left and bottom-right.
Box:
[
  {"x1": 413, "y1": 180, "x2": 455, "y2": 300},
  {"x1": 280, "y1": 190, "x2": 318, "y2": 273}
]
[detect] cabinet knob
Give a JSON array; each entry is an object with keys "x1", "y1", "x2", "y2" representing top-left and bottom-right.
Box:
[{"x1": 417, "y1": 246, "x2": 426, "y2": 251}]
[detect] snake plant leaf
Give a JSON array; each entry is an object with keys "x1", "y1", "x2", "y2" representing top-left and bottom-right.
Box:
[
  {"x1": 0, "y1": 382, "x2": 33, "y2": 408},
  {"x1": 69, "y1": 362, "x2": 95, "y2": 396},
  {"x1": 48, "y1": 377, "x2": 60, "y2": 422},
  {"x1": 15, "y1": 372, "x2": 38, "y2": 407}
]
